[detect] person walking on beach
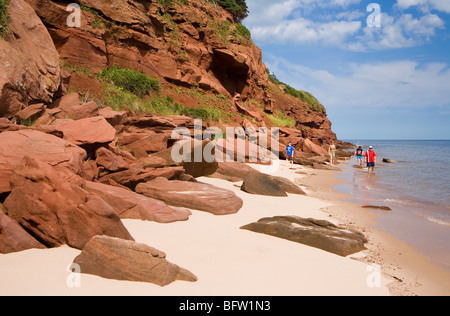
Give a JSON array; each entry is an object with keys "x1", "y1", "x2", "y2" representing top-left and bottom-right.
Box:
[
  {"x1": 365, "y1": 146, "x2": 377, "y2": 174},
  {"x1": 286, "y1": 141, "x2": 294, "y2": 165},
  {"x1": 328, "y1": 142, "x2": 337, "y2": 165},
  {"x1": 355, "y1": 146, "x2": 364, "y2": 166}
]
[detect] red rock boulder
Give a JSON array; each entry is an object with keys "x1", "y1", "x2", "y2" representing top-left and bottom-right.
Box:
[
  {"x1": 4, "y1": 156, "x2": 134, "y2": 250},
  {"x1": 0, "y1": 130, "x2": 86, "y2": 193},
  {"x1": 54, "y1": 116, "x2": 116, "y2": 147},
  {"x1": 0, "y1": 209, "x2": 46, "y2": 254},
  {"x1": 84, "y1": 181, "x2": 191, "y2": 223},
  {"x1": 73, "y1": 235, "x2": 198, "y2": 286},
  {"x1": 135, "y1": 177, "x2": 243, "y2": 215}
]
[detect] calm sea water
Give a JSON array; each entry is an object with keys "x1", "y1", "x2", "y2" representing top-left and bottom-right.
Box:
[{"x1": 334, "y1": 140, "x2": 450, "y2": 271}]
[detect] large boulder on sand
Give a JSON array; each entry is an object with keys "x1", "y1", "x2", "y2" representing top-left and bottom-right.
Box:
[
  {"x1": 209, "y1": 161, "x2": 256, "y2": 182},
  {"x1": 98, "y1": 166, "x2": 186, "y2": 191},
  {"x1": 241, "y1": 216, "x2": 368, "y2": 257},
  {"x1": 0, "y1": 130, "x2": 86, "y2": 194},
  {"x1": 179, "y1": 139, "x2": 219, "y2": 178},
  {"x1": 73, "y1": 235, "x2": 198, "y2": 286},
  {"x1": 241, "y1": 171, "x2": 288, "y2": 197},
  {"x1": 4, "y1": 157, "x2": 134, "y2": 250},
  {"x1": 136, "y1": 177, "x2": 243, "y2": 215},
  {"x1": 0, "y1": 210, "x2": 46, "y2": 254},
  {"x1": 84, "y1": 181, "x2": 191, "y2": 223}
]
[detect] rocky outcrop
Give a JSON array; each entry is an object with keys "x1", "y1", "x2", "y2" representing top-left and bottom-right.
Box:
[
  {"x1": 0, "y1": 210, "x2": 46, "y2": 254},
  {"x1": 8, "y1": 0, "x2": 339, "y2": 151},
  {"x1": 270, "y1": 176, "x2": 306, "y2": 195},
  {"x1": 179, "y1": 139, "x2": 219, "y2": 178},
  {"x1": 54, "y1": 116, "x2": 116, "y2": 148},
  {"x1": 0, "y1": 0, "x2": 61, "y2": 117},
  {"x1": 4, "y1": 156, "x2": 134, "y2": 250},
  {"x1": 0, "y1": 129, "x2": 86, "y2": 194},
  {"x1": 241, "y1": 216, "x2": 368, "y2": 257},
  {"x1": 73, "y1": 235, "x2": 198, "y2": 286},
  {"x1": 240, "y1": 171, "x2": 288, "y2": 197},
  {"x1": 136, "y1": 177, "x2": 243, "y2": 215},
  {"x1": 98, "y1": 166, "x2": 186, "y2": 190},
  {"x1": 84, "y1": 181, "x2": 192, "y2": 223},
  {"x1": 25, "y1": 0, "x2": 270, "y2": 108}
]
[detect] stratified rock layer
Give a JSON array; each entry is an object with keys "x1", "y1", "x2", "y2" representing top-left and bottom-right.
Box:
[
  {"x1": 136, "y1": 177, "x2": 243, "y2": 215},
  {"x1": 4, "y1": 156, "x2": 134, "y2": 249},
  {"x1": 0, "y1": 0, "x2": 60, "y2": 117},
  {"x1": 73, "y1": 235, "x2": 198, "y2": 286},
  {"x1": 241, "y1": 216, "x2": 368, "y2": 257}
]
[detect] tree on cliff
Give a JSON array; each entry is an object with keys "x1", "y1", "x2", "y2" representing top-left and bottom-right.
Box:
[{"x1": 211, "y1": 0, "x2": 249, "y2": 21}]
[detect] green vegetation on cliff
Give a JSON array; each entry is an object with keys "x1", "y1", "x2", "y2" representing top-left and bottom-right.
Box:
[
  {"x1": 267, "y1": 111, "x2": 296, "y2": 128},
  {"x1": 267, "y1": 68, "x2": 325, "y2": 113},
  {"x1": 214, "y1": 0, "x2": 249, "y2": 21},
  {"x1": 0, "y1": 0, "x2": 10, "y2": 38},
  {"x1": 99, "y1": 66, "x2": 161, "y2": 98},
  {"x1": 95, "y1": 66, "x2": 223, "y2": 122}
]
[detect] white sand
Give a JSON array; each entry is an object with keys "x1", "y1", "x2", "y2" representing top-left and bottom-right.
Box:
[{"x1": 0, "y1": 163, "x2": 392, "y2": 296}]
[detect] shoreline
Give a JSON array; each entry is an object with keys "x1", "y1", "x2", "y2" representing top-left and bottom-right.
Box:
[
  {"x1": 0, "y1": 160, "x2": 449, "y2": 296},
  {"x1": 305, "y1": 159, "x2": 450, "y2": 296}
]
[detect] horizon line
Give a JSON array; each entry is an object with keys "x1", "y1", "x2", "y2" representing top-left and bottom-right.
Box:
[{"x1": 340, "y1": 138, "x2": 450, "y2": 141}]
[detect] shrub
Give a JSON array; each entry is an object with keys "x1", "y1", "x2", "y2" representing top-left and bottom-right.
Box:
[
  {"x1": 214, "y1": 0, "x2": 249, "y2": 22},
  {"x1": 99, "y1": 66, "x2": 160, "y2": 98},
  {"x1": 267, "y1": 68, "x2": 324, "y2": 112},
  {"x1": 267, "y1": 111, "x2": 296, "y2": 128},
  {"x1": 0, "y1": 0, "x2": 10, "y2": 38},
  {"x1": 235, "y1": 23, "x2": 251, "y2": 39}
]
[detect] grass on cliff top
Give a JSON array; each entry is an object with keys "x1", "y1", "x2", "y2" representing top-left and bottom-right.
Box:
[
  {"x1": 267, "y1": 110, "x2": 296, "y2": 128},
  {"x1": 101, "y1": 84, "x2": 222, "y2": 122},
  {"x1": 267, "y1": 68, "x2": 325, "y2": 113},
  {"x1": 99, "y1": 66, "x2": 161, "y2": 98},
  {"x1": 96, "y1": 66, "x2": 223, "y2": 122},
  {"x1": 0, "y1": 0, "x2": 10, "y2": 38}
]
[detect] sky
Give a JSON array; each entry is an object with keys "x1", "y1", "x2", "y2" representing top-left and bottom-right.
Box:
[{"x1": 242, "y1": 0, "x2": 450, "y2": 140}]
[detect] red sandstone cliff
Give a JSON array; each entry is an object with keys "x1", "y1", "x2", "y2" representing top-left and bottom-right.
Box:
[{"x1": 1, "y1": 0, "x2": 337, "y2": 146}]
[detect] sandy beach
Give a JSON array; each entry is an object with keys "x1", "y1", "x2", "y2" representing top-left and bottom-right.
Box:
[{"x1": 1, "y1": 160, "x2": 449, "y2": 296}]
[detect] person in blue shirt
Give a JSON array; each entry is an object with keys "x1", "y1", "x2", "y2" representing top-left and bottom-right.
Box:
[{"x1": 286, "y1": 141, "x2": 294, "y2": 165}]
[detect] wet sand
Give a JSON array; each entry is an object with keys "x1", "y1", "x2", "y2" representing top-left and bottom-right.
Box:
[{"x1": 302, "y1": 161, "x2": 450, "y2": 296}]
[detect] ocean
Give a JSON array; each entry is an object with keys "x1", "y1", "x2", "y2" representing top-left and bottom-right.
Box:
[{"x1": 334, "y1": 140, "x2": 450, "y2": 271}]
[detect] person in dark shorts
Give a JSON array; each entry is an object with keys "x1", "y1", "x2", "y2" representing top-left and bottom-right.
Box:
[
  {"x1": 286, "y1": 141, "x2": 294, "y2": 165},
  {"x1": 355, "y1": 146, "x2": 364, "y2": 166},
  {"x1": 364, "y1": 146, "x2": 377, "y2": 174}
]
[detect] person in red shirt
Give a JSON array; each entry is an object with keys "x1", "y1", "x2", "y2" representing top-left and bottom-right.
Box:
[{"x1": 365, "y1": 146, "x2": 377, "y2": 174}]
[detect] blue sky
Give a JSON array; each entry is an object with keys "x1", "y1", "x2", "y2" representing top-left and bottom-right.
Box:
[{"x1": 243, "y1": 0, "x2": 450, "y2": 140}]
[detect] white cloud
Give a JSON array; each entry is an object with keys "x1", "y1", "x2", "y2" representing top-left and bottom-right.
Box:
[
  {"x1": 264, "y1": 55, "x2": 450, "y2": 112},
  {"x1": 396, "y1": 0, "x2": 450, "y2": 13},
  {"x1": 349, "y1": 12, "x2": 445, "y2": 51},
  {"x1": 251, "y1": 19, "x2": 361, "y2": 46},
  {"x1": 245, "y1": 0, "x2": 446, "y2": 51}
]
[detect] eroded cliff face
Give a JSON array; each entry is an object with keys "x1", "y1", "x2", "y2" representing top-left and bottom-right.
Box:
[
  {"x1": 0, "y1": 0, "x2": 61, "y2": 117},
  {"x1": 3, "y1": 0, "x2": 337, "y2": 145},
  {"x1": 25, "y1": 0, "x2": 270, "y2": 104}
]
